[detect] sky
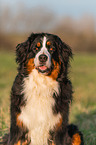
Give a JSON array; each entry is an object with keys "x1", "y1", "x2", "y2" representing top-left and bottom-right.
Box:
[{"x1": 1, "y1": 0, "x2": 96, "y2": 18}]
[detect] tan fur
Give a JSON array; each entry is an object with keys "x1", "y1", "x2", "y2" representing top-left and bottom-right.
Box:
[
  {"x1": 16, "y1": 114, "x2": 23, "y2": 128},
  {"x1": 72, "y1": 133, "x2": 81, "y2": 145},
  {"x1": 55, "y1": 117, "x2": 63, "y2": 131},
  {"x1": 14, "y1": 140, "x2": 28, "y2": 145},
  {"x1": 14, "y1": 140, "x2": 20, "y2": 145},
  {"x1": 50, "y1": 59, "x2": 61, "y2": 80},
  {"x1": 27, "y1": 58, "x2": 35, "y2": 74},
  {"x1": 18, "y1": 69, "x2": 61, "y2": 145}
]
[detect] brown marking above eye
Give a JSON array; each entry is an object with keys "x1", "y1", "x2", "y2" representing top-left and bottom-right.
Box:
[
  {"x1": 37, "y1": 42, "x2": 41, "y2": 47},
  {"x1": 47, "y1": 41, "x2": 51, "y2": 46}
]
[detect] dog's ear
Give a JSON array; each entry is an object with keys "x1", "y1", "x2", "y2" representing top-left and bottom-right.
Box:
[
  {"x1": 16, "y1": 33, "x2": 38, "y2": 64},
  {"x1": 16, "y1": 40, "x2": 29, "y2": 64},
  {"x1": 54, "y1": 35, "x2": 72, "y2": 65},
  {"x1": 60, "y1": 41, "x2": 72, "y2": 65}
]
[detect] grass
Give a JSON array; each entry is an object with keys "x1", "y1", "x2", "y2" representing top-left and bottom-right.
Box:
[
  {"x1": 69, "y1": 53, "x2": 96, "y2": 144},
  {"x1": 0, "y1": 51, "x2": 96, "y2": 144},
  {"x1": 0, "y1": 51, "x2": 17, "y2": 137}
]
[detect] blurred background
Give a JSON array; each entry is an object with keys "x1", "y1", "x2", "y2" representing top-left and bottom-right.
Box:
[
  {"x1": 0, "y1": 0, "x2": 96, "y2": 52},
  {"x1": 0, "y1": 0, "x2": 96, "y2": 144}
]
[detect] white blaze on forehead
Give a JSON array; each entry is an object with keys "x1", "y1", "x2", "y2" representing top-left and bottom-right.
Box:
[
  {"x1": 41, "y1": 36, "x2": 48, "y2": 53},
  {"x1": 43, "y1": 36, "x2": 47, "y2": 48},
  {"x1": 34, "y1": 36, "x2": 52, "y2": 68}
]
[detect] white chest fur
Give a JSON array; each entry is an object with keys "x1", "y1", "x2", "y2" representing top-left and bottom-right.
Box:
[{"x1": 18, "y1": 69, "x2": 61, "y2": 145}]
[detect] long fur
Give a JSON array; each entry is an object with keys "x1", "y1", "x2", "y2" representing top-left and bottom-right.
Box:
[{"x1": 1, "y1": 33, "x2": 84, "y2": 145}]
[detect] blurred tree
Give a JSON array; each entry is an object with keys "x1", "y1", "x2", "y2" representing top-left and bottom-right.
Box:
[
  {"x1": 0, "y1": 1, "x2": 96, "y2": 52},
  {"x1": 0, "y1": 4, "x2": 56, "y2": 33}
]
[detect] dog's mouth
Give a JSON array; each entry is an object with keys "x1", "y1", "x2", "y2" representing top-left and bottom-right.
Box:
[
  {"x1": 38, "y1": 65, "x2": 47, "y2": 71},
  {"x1": 36, "y1": 65, "x2": 51, "y2": 74}
]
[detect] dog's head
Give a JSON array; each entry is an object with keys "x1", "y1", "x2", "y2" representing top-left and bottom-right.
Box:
[{"x1": 16, "y1": 33, "x2": 72, "y2": 80}]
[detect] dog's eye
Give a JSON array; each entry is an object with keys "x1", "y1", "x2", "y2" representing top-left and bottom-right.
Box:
[
  {"x1": 50, "y1": 48, "x2": 53, "y2": 51},
  {"x1": 49, "y1": 47, "x2": 55, "y2": 53},
  {"x1": 33, "y1": 42, "x2": 41, "y2": 52},
  {"x1": 35, "y1": 47, "x2": 39, "y2": 51},
  {"x1": 33, "y1": 47, "x2": 40, "y2": 53}
]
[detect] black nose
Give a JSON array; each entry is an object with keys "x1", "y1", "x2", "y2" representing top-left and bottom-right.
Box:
[{"x1": 39, "y1": 54, "x2": 48, "y2": 62}]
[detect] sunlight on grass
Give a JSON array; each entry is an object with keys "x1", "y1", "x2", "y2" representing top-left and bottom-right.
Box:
[
  {"x1": 0, "y1": 51, "x2": 96, "y2": 144},
  {"x1": 69, "y1": 53, "x2": 96, "y2": 144},
  {"x1": 0, "y1": 51, "x2": 17, "y2": 136}
]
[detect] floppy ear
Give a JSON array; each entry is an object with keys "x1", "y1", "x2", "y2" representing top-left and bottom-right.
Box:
[
  {"x1": 16, "y1": 40, "x2": 30, "y2": 64},
  {"x1": 16, "y1": 33, "x2": 38, "y2": 64},
  {"x1": 56, "y1": 37, "x2": 72, "y2": 81},
  {"x1": 54, "y1": 35, "x2": 72, "y2": 65},
  {"x1": 59, "y1": 41, "x2": 72, "y2": 65}
]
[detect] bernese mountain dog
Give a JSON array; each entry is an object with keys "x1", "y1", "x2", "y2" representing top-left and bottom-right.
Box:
[{"x1": 3, "y1": 33, "x2": 84, "y2": 145}]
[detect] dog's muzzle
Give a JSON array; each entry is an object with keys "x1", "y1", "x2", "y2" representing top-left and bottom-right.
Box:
[
  {"x1": 34, "y1": 51, "x2": 52, "y2": 74},
  {"x1": 39, "y1": 54, "x2": 48, "y2": 63}
]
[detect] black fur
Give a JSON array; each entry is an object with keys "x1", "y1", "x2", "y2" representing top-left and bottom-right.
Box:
[{"x1": 2, "y1": 33, "x2": 84, "y2": 145}]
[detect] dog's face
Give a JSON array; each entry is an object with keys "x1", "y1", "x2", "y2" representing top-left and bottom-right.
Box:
[
  {"x1": 30, "y1": 35, "x2": 61, "y2": 76},
  {"x1": 16, "y1": 33, "x2": 72, "y2": 80},
  {"x1": 34, "y1": 36, "x2": 54, "y2": 74}
]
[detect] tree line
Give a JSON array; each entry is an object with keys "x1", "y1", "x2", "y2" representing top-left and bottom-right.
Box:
[{"x1": 0, "y1": 5, "x2": 96, "y2": 52}]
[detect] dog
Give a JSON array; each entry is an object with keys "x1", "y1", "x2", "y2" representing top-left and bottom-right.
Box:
[{"x1": 2, "y1": 33, "x2": 84, "y2": 145}]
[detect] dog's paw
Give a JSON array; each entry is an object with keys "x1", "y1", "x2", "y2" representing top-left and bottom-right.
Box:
[
  {"x1": 71, "y1": 133, "x2": 82, "y2": 145},
  {"x1": 68, "y1": 124, "x2": 84, "y2": 145}
]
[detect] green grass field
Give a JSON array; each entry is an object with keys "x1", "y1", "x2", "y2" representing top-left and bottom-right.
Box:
[{"x1": 0, "y1": 51, "x2": 96, "y2": 144}]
